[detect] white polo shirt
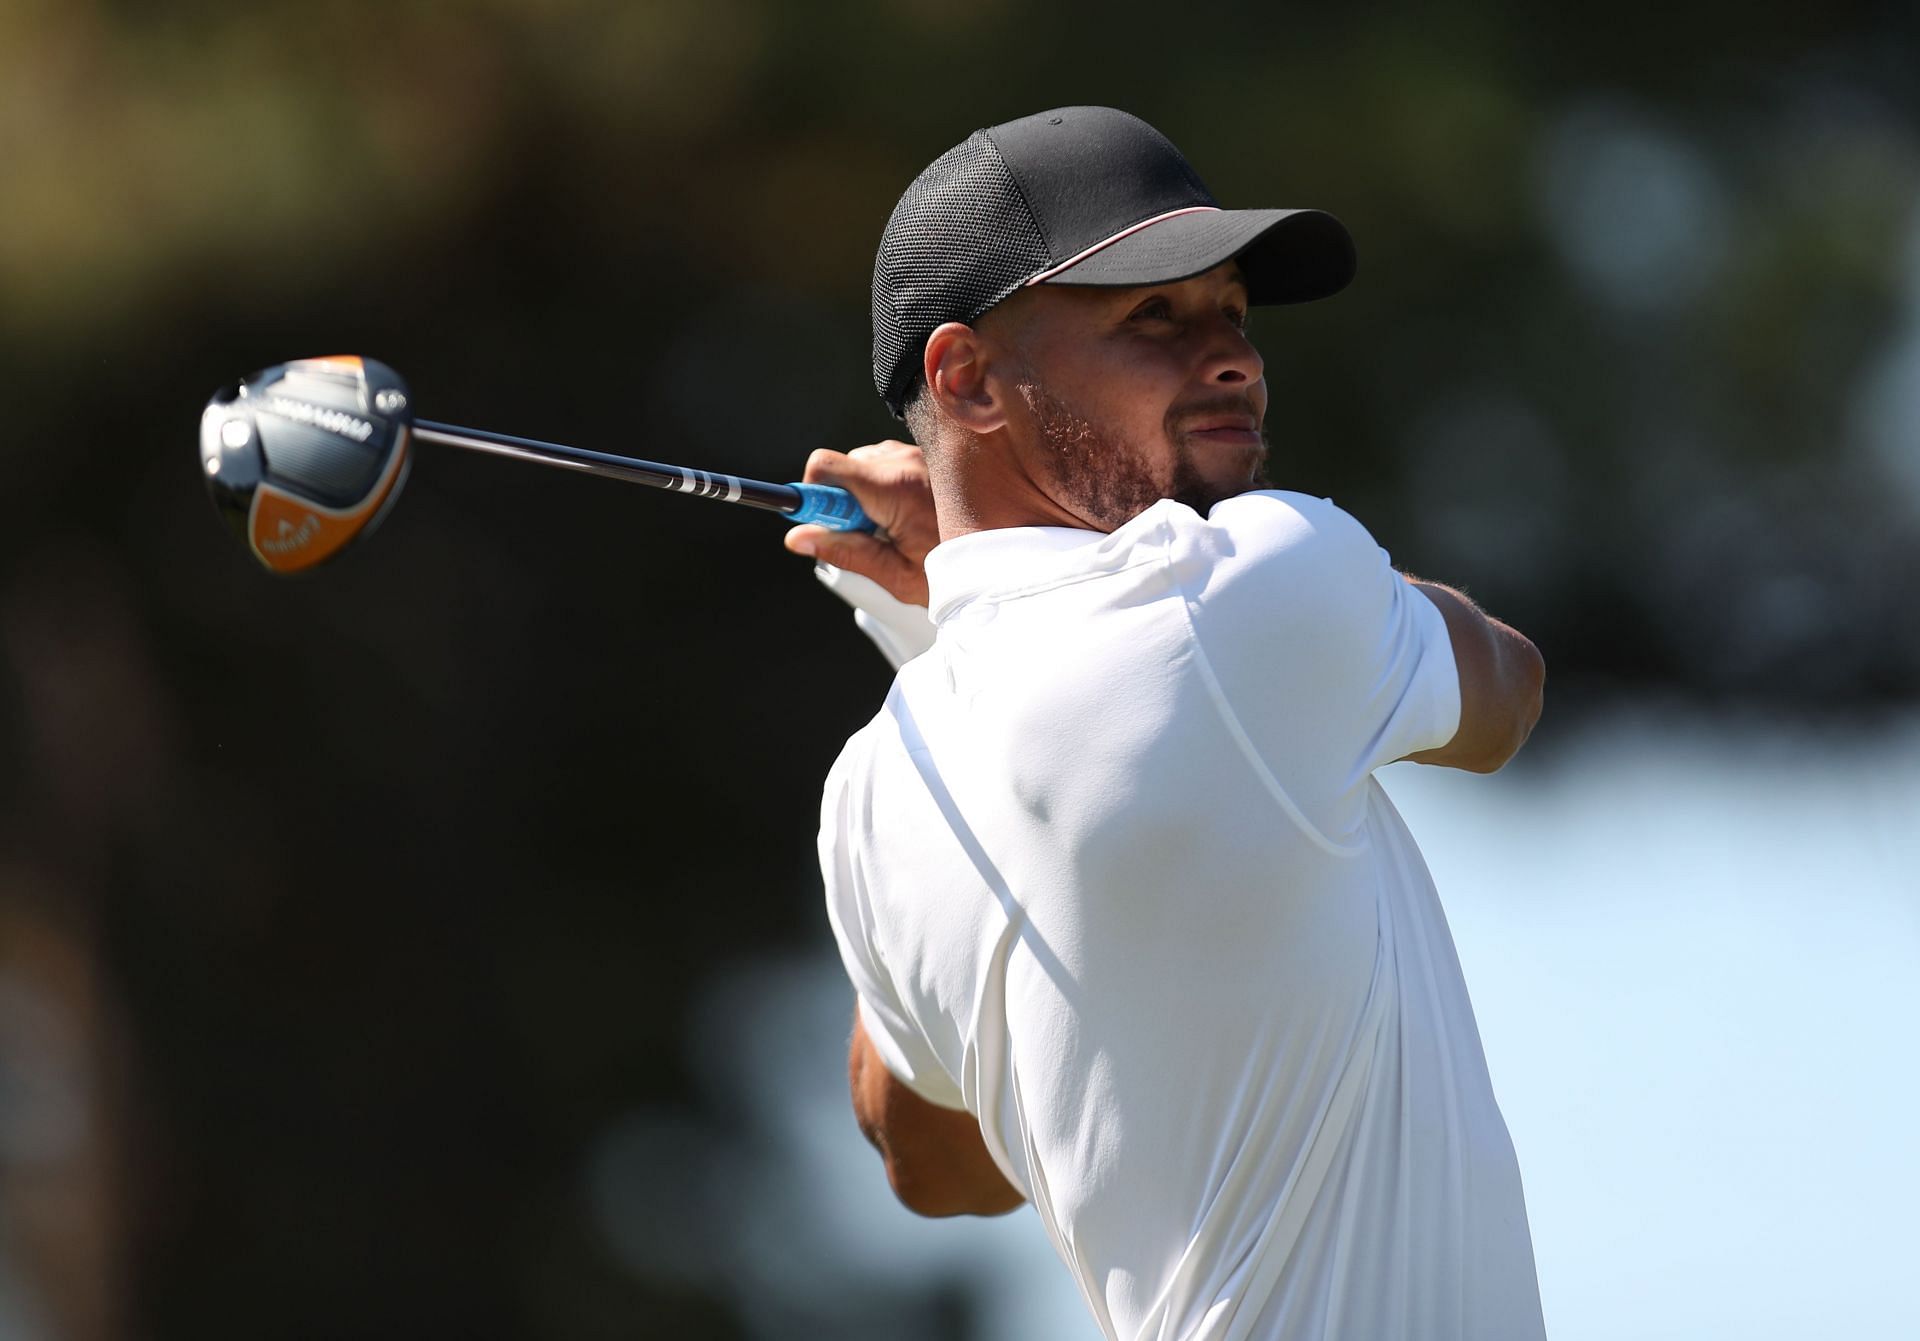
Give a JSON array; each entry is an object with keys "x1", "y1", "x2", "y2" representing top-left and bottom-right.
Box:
[{"x1": 818, "y1": 491, "x2": 1545, "y2": 1341}]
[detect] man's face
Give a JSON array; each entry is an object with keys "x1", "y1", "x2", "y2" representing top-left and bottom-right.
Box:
[{"x1": 984, "y1": 261, "x2": 1269, "y2": 531}]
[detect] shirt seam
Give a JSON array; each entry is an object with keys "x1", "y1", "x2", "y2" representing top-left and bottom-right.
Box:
[{"x1": 1159, "y1": 512, "x2": 1367, "y2": 860}]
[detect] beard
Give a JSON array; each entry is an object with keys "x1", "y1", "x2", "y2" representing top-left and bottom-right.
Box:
[{"x1": 1015, "y1": 376, "x2": 1270, "y2": 531}]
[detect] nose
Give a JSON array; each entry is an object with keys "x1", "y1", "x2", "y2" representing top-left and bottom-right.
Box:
[{"x1": 1201, "y1": 318, "x2": 1264, "y2": 389}]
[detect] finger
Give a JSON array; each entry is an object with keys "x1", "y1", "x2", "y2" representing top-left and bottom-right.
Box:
[
  {"x1": 785, "y1": 523, "x2": 892, "y2": 572},
  {"x1": 784, "y1": 523, "x2": 829, "y2": 557},
  {"x1": 802, "y1": 448, "x2": 856, "y2": 485},
  {"x1": 804, "y1": 442, "x2": 917, "y2": 487},
  {"x1": 785, "y1": 525, "x2": 928, "y2": 606},
  {"x1": 847, "y1": 439, "x2": 915, "y2": 463}
]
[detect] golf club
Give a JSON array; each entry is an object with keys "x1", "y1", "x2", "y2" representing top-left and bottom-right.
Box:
[{"x1": 200, "y1": 355, "x2": 872, "y2": 574}]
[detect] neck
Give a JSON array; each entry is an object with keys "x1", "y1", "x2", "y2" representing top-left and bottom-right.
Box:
[{"x1": 927, "y1": 428, "x2": 1104, "y2": 542}]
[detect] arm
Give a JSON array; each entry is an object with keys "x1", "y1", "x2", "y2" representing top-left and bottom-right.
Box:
[
  {"x1": 848, "y1": 1005, "x2": 1025, "y2": 1219},
  {"x1": 1400, "y1": 577, "x2": 1544, "y2": 774}
]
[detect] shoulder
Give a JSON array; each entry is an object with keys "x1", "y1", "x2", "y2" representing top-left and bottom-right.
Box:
[
  {"x1": 1163, "y1": 491, "x2": 1388, "y2": 598},
  {"x1": 821, "y1": 682, "x2": 924, "y2": 818},
  {"x1": 1201, "y1": 490, "x2": 1379, "y2": 557},
  {"x1": 821, "y1": 702, "x2": 890, "y2": 816}
]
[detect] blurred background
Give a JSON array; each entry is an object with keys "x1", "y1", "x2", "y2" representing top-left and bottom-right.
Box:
[{"x1": 2, "y1": 1, "x2": 1916, "y2": 1337}]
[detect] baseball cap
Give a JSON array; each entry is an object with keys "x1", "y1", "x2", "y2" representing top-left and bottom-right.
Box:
[{"x1": 871, "y1": 105, "x2": 1357, "y2": 416}]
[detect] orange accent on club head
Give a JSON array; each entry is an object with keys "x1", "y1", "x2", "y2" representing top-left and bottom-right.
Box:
[
  {"x1": 247, "y1": 427, "x2": 410, "y2": 574},
  {"x1": 302, "y1": 355, "x2": 365, "y2": 372}
]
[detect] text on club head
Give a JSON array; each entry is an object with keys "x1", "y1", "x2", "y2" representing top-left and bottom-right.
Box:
[{"x1": 263, "y1": 396, "x2": 376, "y2": 443}]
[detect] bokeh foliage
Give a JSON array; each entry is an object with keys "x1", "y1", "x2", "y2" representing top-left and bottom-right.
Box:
[{"x1": 1, "y1": 2, "x2": 1915, "y2": 1337}]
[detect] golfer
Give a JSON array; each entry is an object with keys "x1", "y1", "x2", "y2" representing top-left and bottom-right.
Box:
[{"x1": 784, "y1": 106, "x2": 1548, "y2": 1341}]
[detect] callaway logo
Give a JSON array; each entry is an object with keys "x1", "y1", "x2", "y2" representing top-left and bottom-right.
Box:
[
  {"x1": 264, "y1": 396, "x2": 375, "y2": 443},
  {"x1": 260, "y1": 514, "x2": 321, "y2": 555}
]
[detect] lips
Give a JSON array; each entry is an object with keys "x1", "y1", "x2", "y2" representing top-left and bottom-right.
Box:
[{"x1": 1183, "y1": 415, "x2": 1262, "y2": 446}]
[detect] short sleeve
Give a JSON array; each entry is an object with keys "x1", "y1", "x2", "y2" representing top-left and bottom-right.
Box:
[
  {"x1": 1181, "y1": 492, "x2": 1461, "y2": 802},
  {"x1": 818, "y1": 734, "x2": 969, "y2": 1110},
  {"x1": 1333, "y1": 518, "x2": 1462, "y2": 776}
]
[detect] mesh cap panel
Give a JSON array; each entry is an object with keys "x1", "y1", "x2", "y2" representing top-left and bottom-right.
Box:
[{"x1": 871, "y1": 132, "x2": 1052, "y2": 416}]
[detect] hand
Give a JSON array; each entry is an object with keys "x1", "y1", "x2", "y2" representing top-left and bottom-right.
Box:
[{"x1": 784, "y1": 441, "x2": 936, "y2": 608}]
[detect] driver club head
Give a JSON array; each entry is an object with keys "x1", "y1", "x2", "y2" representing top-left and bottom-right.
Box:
[{"x1": 201, "y1": 356, "x2": 414, "y2": 575}]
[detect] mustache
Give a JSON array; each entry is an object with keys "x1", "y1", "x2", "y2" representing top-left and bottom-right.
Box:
[{"x1": 1166, "y1": 395, "x2": 1264, "y2": 435}]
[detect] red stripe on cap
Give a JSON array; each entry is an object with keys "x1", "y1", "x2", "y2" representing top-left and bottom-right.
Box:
[{"x1": 1023, "y1": 206, "x2": 1224, "y2": 285}]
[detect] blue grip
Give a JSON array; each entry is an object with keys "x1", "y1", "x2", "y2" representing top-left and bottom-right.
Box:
[{"x1": 786, "y1": 482, "x2": 874, "y2": 532}]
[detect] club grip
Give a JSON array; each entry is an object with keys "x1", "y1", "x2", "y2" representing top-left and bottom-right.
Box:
[{"x1": 786, "y1": 482, "x2": 874, "y2": 532}]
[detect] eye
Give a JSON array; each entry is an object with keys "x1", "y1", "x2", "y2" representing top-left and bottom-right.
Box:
[
  {"x1": 1224, "y1": 305, "x2": 1248, "y2": 331},
  {"x1": 1128, "y1": 296, "x2": 1175, "y2": 322}
]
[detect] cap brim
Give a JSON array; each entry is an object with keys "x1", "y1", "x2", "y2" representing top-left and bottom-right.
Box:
[{"x1": 1034, "y1": 207, "x2": 1355, "y2": 304}]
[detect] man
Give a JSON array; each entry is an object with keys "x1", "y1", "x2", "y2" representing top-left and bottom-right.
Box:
[{"x1": 784, "y1": 107, "x2": 1547, "y2": 1341}]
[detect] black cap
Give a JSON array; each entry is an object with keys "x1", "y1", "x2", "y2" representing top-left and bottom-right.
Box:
[{"x1": 871, "y1": 106, "x2": 1357, "y2": 416}]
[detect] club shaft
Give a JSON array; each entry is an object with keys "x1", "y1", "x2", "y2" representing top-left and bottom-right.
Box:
[{"x1": 411, "y1": 421, "x2": 799, "y2": 515}]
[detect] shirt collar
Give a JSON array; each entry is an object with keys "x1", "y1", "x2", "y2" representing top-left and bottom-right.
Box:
[{"x1": 925, "y1": 504, "x2": 1182, "y2": 624}]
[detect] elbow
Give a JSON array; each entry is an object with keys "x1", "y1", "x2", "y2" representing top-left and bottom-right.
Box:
[
  {"x1": 884, "y1": 1158, "x2": 973, "y2": 1218},
  {"x1": 1524, "y1": 638, "x2": 1546, "y2": 721},
  {"x1": 1515, "y1": 635, "x2": 1545, "y2": 742},
  {"x1": 891, "y1": 1172, "x2": 956, "y2": 1218},
  {"x1": 1456, "y1": 635, "x2": 1544, "y2": 774},
  {"x1": 848, "y1": 1010, "x2": 1026, "y2": 1219},
  {"x1": 885, "y1": 1157, "x2": 1025, "y2": 1219},
  {"x1": 854, "y1": 1113, "x2": 954, "y2": 1216},
  {"x1": 1480, "y1": 636, "x2": 1545, "y2": 773}
]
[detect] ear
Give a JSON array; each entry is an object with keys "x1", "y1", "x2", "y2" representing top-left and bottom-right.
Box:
[{"x1": 923, "y1": 321, "x2": 1011, "y2": 434}]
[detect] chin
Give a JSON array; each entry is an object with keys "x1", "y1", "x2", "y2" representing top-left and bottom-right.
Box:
[
  {"x1": 1168, "y1": 479, "x2": 1241, "y2": 516},
  {"x1": 1171, "y1": 460, "x2": 1266, "y2": 515}
]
